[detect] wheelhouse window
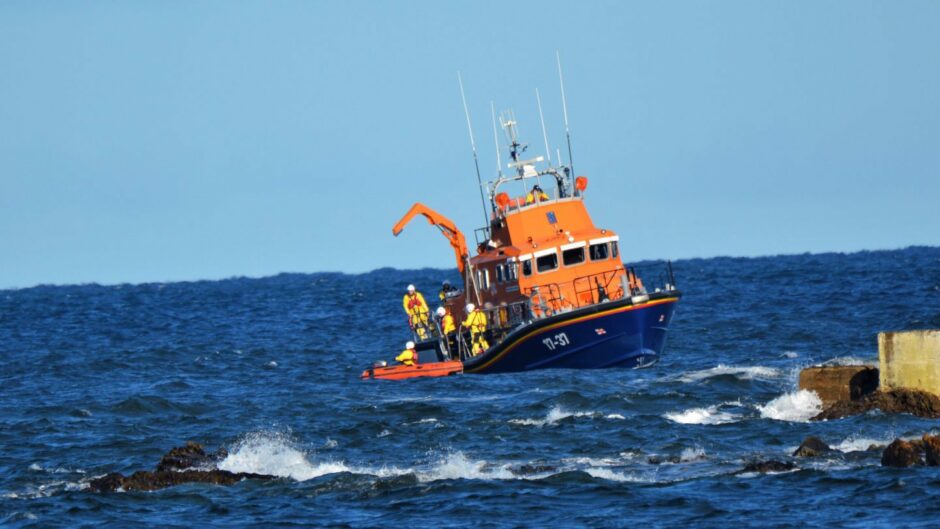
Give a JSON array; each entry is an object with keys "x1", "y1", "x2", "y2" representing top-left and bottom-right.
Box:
[
  {"x1": 589, "y1": 243, "x2": 609, "y2": 261},
  {"x1": 506, "y1": 261, "x2": 518, "y2": 281},
  {"x1": 496, "y1": 265, "x2": 504, "y2": 283},
  {"x1": 611, "y1": 241, "x2": 619, "y2": 259},
  {"x1": 536, "y1": 252, "x2": 558, "y2": 273},
  {"x1": 521, "y1": 259, "x2": 532, "y2": 277},
  {"x1": 562, "y1": 247, "x2": 585, "y2": 266}
]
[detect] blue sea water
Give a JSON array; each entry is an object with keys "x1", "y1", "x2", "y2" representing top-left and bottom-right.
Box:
[{"x1": 1, "y1": 246, "x2": 939, "y2": 528}]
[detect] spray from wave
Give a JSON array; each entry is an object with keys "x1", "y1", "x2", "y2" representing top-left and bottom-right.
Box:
[
  {"x1": 217, "y1": 431, "x2": 350, "y2": 481},
  {"x1": 757, "y1": 390, "x2": 822, "y2": 422}
]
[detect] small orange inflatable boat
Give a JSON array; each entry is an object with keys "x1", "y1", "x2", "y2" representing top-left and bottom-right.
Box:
[{"x1": 360, "y1": 360, "x2": 464, "y2": 381}]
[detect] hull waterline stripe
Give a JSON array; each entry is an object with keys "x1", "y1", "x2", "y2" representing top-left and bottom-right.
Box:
[{"x1": 465, "y1": 296, "x2": 678, "y2": 373}]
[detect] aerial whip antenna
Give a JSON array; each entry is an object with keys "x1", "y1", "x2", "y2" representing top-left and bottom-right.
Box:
[
  {"x1": 556, "y1": 50, "x2": 574, "y2": 175},
  {"x1": 490, "y1": 101, "x2": 503, "y2": 177},
  {"x1": 536, "y1": 88, "x2": 552, "y2": 164},
  {"x1": 458, "y1": 71, "x2": 490, "y2": 226}
]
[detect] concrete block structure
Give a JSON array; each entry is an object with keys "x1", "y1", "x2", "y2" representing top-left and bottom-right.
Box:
[{"x1": 879, "y1": 330, "x2": 940, "y2": 395}]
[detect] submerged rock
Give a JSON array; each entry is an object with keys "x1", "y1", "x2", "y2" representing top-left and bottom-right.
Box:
[
  {"x1": 740, "y1": 460, "x2": 797, "y2": 473},
  {"x1": 812, "y1": 388, "x2": 940, "y2": 421},
  {"x1": 881, "y1": 439, "x2": 923, "y2": 467},
  {"x1": 793, "y1": 436, "x2": 832, "y2": 458},
  {"x1": 922, "y1": 434, "x2": 940, "y2": 466},
  {"x1": 89, "y1": 442, "x2": 274, "y2": 493}
]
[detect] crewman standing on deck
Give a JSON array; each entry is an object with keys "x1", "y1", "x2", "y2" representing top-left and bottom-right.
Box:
[
  {"x1": 402, "y1": 284, "x2": 430, "y2": 339},
  {"x1": 436, "y1": 306, "x2": 456, "y2": 335},
  {"x1": 525, "y1": 184, "x2": 549, "y2": 204},
  {"x1": 462, "y1": 303, "x2": 489, "y2": 355},
  {"x1": 395, "y1": 341, "x2": 419, "y2": 366}
]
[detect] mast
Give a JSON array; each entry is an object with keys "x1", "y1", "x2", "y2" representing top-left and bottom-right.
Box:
[
  {"x1": 457, "y1": 72, "x2": 490, "y2": 227},
  {"x1": 556, "y1": 50, "x2": 574, "y2": 176}
]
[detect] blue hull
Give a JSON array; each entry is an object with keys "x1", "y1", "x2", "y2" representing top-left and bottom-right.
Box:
[{"x1": 462, "y1": 293, "x2": 680, "y2": 374}]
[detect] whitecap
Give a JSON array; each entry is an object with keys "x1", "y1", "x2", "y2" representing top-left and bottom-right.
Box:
[
  {"x1": 833, "y1": 435, "x2": 893, "y2": 453},
  {"x1": 217, "y1": 431, "x2": 349, "y2": 481},
  {"x1": 416, "y1": 452, "x2": 514, "y2": 482},
  {"x1": 509, "y1": 406, "x2": 597, "y2": 427},
  {"x1": 584, "y1": 467, "x2": 646, "y2": 482},
  {"x1": 664, "y1": 402, "x2": 742, "y2": 425},
  {"x1": 674, "y1": 364, "x2": 781, "y2": 383},
  {"x1": 757, "y1": 390, "x2": 822, "y2": 422},
  {"x1": 680, "y1": 447, "x2": 707, "y2": 462}
]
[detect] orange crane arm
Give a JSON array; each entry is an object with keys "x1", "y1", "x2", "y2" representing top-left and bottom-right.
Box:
[{"x1": 393, "y1": 203, "x2": 470, "y2": 274}]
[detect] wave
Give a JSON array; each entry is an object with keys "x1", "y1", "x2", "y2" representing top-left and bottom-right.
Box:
[
  {"x1": 757, "y1": 390, "x2": 822, "y2": 422},
  {"x1": 217, "y1": 431, "x2": 350, "y2": 481},
  {"x1": 673, "y1": 365, "x2": 781, "y2": 383},
  {"x1": 832, "y1": 435, "x2": 893, "y2": 453},
  {"x1": 664, "y1": 402, "x2": 743, "y2": 425},
  {"x1": 509, "y1": 406, "x2": 611, "y2": 427}
]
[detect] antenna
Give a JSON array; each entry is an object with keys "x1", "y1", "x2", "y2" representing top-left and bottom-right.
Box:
[
  {"x1": 490, "y1": 101, "x2": 502, "y2": 177},
  {"x1": 556, "y1": 50, "x2": 574, "y2": 175},
  {"x1": 536, "y1": 88, "x2": 552, "y2": 164},
  {"x1": 458, "y1": 71, "x2": 490, "y2": 226}
]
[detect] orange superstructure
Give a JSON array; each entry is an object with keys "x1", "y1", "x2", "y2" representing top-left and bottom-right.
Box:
[{"x1": 394, "y1": 117, "x2": 645, "y2": 331}]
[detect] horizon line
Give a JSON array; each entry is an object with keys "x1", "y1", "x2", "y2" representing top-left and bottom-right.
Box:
[{"x1": 2, "y1": 244, "x2": 937, "y2": 293}]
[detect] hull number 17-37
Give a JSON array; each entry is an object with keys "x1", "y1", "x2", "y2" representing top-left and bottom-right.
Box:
[{"x1": 542, "y1": 332, "x2": 570, "y2": 351}]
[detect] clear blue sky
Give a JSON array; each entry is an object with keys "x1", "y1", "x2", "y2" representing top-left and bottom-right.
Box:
[{"x1": 1, "y1": 1, "x2": 937, "y2": 289}]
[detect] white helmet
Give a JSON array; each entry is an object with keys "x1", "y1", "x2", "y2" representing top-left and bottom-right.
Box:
[
  {"x1": 436, "y1": 307, "x2": 446, "y2": 317},
  {"x1": 406, "y1": 341, "x2": 415, "y2": 349},
  {"x1": 465, "y1": 303, "x2": 475, "y2": 313},
  {"x1": 406, "y1": 284, "x2": 415, "y2": 293},
  {"x1": 442, "y1": 280, "x2": 450, "y2": 286}
]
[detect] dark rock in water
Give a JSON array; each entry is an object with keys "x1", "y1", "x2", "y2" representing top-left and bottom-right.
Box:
[
  {"x1": 156, "y1": 441, "x2": 225, "y2": 472},
  {"x1": 510, "y1": 464, "x2": 557, "y2": 476},
  {"x1": 793, "y1": 436, "x2": 832, "y2": 458},
  {"x1": 923, "y1": 434, "x2": 940, "y2": 466},
  {"x1": 647, "y1": 455, "x2": 681, "y2": 465},
  {"x1": 740, "y1": 460, "x2": 796, "y2": 473},
  {"x1": 89, "y1": 469, "x2": 274, "y2": 492},
  {"x1": 881, "y1": 439, "x2": 923, "y2": 467},
  {"x1": 89, "y1": 442, "x2": 273, "y2": 493},
  {"x1": 812, "y1": 388, "x2": 940, "y2": 421}
]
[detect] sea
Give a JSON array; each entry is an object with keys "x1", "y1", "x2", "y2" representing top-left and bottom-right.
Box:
[{"x1": 2, "y1": 246, "x2": 939, "y2": 528}]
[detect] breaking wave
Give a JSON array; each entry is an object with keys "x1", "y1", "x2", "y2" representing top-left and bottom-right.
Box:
[
  {"x1": 674, "y1": 365, "x2": 781, "y2": 383},
  {"x1": 217, "y1": 431, "x2": 350, "y2": 481},
  {"x1": 509, "y1": 406, "x2": 615, "y2": 426},
  {"x1": 664, "y1": 402, "x2": 743, "y2": 425},
  {"x1": 757, "y1": 390, "x2": 822, "y2": 422}
]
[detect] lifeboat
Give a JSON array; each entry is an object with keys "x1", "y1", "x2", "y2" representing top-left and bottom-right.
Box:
[
  {"x1": 370, "y1": 72, "x2": 681, "y2": 377},
  {"x1": 361, "y1": 360, "x2": 464, "y2": 381}
]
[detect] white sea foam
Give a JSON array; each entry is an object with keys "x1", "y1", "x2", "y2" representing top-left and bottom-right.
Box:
[
  {"x1": 680, "y1": 447, "x2": 707, "y2": 462},
  {"x1": 822, "y1": 356, "x2": 876, "y2": 367},
  {"x1": 217, "y1": 431, "x2": 349, "y2": 481},
  {"x1": 781, "y1": 351, "x2": 799, "y2": 359},
  {"x1": 757, "y1": 390, "x2": 822, "y2": 422},
  {"x1": 675, "y1": 364, "x2": 781, "y2": 383},
  {"x1": 605, "y1": 413, "x2": 626, "y2": 420},
  {"x1": 584, "y1": 467, "x2": 646, "y2": 482},
  {"x1": 509, "y1": 406, "x2": 597, "y2": 426},
  {"x1": 416, "y1": 452, "x2": 514, "y2": 482},
  {"x1": 664, "y1": 402, "x2": 742, "y2": 425},
  {"x1": 833, "y1": 435, "x2": 892, "y2": 453}
]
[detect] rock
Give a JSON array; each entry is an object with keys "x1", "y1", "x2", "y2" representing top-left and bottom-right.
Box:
[
  {"x1": 923, "y1": 434, "x2": 940, "y2": 466},
  {"x1": 510, "y1": 464, "x2": 557, "y2": 476},
  {"x1": 740, "y1": 460, "x2": 796, "y2": 473},
  {"x1": 881, "y1": 439, "x2": 923, "y2": 467},
  {"x1": 812, "y1": 388, "x2": 940, "y2": 421},
  {"x1": 156, "y1": 441, "x2": 216, "y2": 472},
  {"x1": 89, "y1": 442, "x2": 274, "y2": 493},
  {"x1": 89, "y1": 469, "x2": 273, "y2": 493},
  {"x1": 799, "y1": 365, "x2": 879, "y2": 408},
  {"x1": 793, "y1": 436, "x2": 832, "y2": 457}
]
